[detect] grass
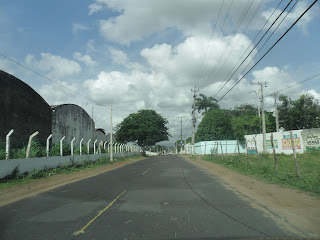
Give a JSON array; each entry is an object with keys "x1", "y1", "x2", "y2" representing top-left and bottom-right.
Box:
[
  {"x1": 0, "y1": 154, "x2": 142, "y2": 189},
  {"x1": 201, "y1": 152, "x2": 320, "y2": 196}
]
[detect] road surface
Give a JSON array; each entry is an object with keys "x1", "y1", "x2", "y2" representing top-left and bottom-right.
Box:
[{"x1": 0, "y1": 155, "x2": 297, "y2": 239}]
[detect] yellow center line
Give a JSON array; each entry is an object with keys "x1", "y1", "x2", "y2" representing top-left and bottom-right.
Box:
[
  {"x1": 142, "y1": 168, "x2": 151, "y2": 175},
  {"x1": 74, "y1": 190, "x2": 127, "y2": 236}
]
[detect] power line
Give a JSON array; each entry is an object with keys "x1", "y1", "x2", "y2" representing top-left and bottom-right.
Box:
[
  {"x1": 266, "y1": 73, "x2": 320, "y2": 96},
  {"x1": 0, "y1": 52, "x2": 106, "y2": 107},
  {"x1": 217, "y1": 0, "x2": 318, "y2": 103},
  {"x1": 213, "y1": 0, "x2": 292, "y2": 99}
]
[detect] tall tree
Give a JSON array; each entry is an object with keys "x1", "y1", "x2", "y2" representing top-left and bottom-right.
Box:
[
  {"x1": 278, "y1": 94, "x2": 320, "y2": 130},
  {"x1": 195, "y1": 93, "x2": 219, "y2": 115},
  {"x1": 195, "y1": 108, "x2": 234, "y2": 141},
  {"x1": 115, "y1": 109, "x2": 170, "y2": 148}
]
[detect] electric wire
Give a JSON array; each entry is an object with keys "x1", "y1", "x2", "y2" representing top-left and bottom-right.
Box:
[
  {"x1": 216, "y1": 0, "x2": 318, "y2": 103},
  {"x1": 212, "y1": 0, "x2": 292, "y2": 99}
]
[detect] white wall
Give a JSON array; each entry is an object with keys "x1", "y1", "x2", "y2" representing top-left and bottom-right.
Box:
[{"x1": 245, "y1": 130, "x2": 304, "y2": 154}]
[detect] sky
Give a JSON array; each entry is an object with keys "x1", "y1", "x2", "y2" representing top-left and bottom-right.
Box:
[{"x1": 0, "y1": 0, "x2": 319, "y2": 145}]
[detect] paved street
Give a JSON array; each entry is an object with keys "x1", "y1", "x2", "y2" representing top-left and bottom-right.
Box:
[{"x1": 0, "y1": 155, "x2": 296, "y2": 239}]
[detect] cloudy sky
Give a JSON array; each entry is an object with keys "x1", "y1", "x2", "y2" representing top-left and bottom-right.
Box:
[{"x1": 0, "y1": 0, "x2": 319, "y2": 145}]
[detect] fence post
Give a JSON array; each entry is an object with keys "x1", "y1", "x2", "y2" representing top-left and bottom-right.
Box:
[
  {"x1": 104, "y1": 141, "x2": 108, "y2": 151},
  {"x1": 87, "y1": 139, "x2": 91, "y2": 154},
  {"x1": 71, "y1": 137, "x2": 76, "y2": 156},
  {"x1": 99, "y1": 141, "x2": 103, "y2": 154},
  {"x1": 94, "y1": 140, "x2": 97, "y2": 154},
  {"x1": 271, "y1": 133, "x2": 278, "y2": 174},
  {"x1": 220, "y1": 142, "x2": 224, "y2": 159},
  {"x1": 290, "y1": 131, "x2": 300, "y2": 179},
  {"x1": 26, "y1": 131, "x2": 39, "y2": 158},
  {"x1": 204, "y1": 142, "x2": 206, "y2": 155},
  {"x1": 46, "y1": 134, "x2": 52, "y2": 157},
  {"x1": 114, "y1": 143, "x2": 117, "y2": 153},
  {"x1": 5, "y1": 129, "x2": 14, "y2": 159},
  {"x1": 254, "y1": 137, "x2": 261, "y2": 167},
  {"x1": 108, "y1": 143, "x2": 111, "y2": 153},
  {"x1": 80, "y1": 138, "x2": 84, "y2": 155},
  {"x1": 245, "y1": 139, "x2": 250, "y2": 164},
  {"x1": 237, "y1": 139, "x2": 241, "y2": 161},
  {"x1": 60, "y1": 136, "x2": 65, "y2": 156},
  {"x1": 225, "y1": 140, "x2": 228, "y2": 156}
]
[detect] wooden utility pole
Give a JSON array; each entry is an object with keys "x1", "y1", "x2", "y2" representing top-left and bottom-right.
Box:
[
  {"x1": 272, "y1": 93, "x2": 279, "y2": 132},
  {"x1": 191, "y1": 87, "x2": 199, "y2": 155},
  {"x1": 110, "y1": 104, "x2": 113, "y2": 162},
  {"x1": 251, "y1": 81, "x2": 268, "y2": 153}
]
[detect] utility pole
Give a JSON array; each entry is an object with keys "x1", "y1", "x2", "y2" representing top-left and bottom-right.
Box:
[
  {"x1": 179, "y1": 116, "x2": 183, "y2": 152},
  {"x1": 110, "y1": 104, "x2": 113, "y2": 162},
  {"x1": 191, "y1": 87, "x2": 199, "y2": 155},
  {"x1": 272, "y1": 93, "x2": 279, "y2": 132},
  {"x1": 251, "y1": 81, "x2": 268, "y2": 153}
]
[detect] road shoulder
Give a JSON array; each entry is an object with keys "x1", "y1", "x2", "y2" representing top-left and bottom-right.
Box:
[
  {"x1": 181, "y1": 155, "x2": 320, "y2": 238},
  {"x1": 0, "y1": 157, "x2": 145, "y2": 207}
]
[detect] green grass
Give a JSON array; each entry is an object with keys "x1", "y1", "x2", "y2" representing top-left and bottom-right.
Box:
[
  {"x1": 0, "y1": 154, "x2": 142, "y2": 189},
  {"x1": 202, "y1": 152, "x2": 320, "y2": 196}
]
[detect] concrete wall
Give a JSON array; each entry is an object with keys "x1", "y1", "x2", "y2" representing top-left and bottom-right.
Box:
[
  {"x1": 0, "y1": 70, "x2": 52, "y2": 146},
  {"x1": 301, "y1": 128, "x2": 320, "y2": 153},
  {"x1": 0, "y1": 152, "x2": 138, "y2": 179},
  {"x1": 52, "y1": 104, "x2": 95, "y2": 148},
  {"x1": 194, "y1": 140, "x2": 246, "y2": 154},
  {"x1": 245, "y1": 130, "x2": 304, "y2": 154}
]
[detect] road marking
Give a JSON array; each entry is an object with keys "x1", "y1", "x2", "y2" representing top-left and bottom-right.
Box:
[
  {"x1": 74, "y1": 190, "x2": 127, "y2": 236},
  {"x1": 153, "y1": 162, "x2": 158, "y2": 166},
  {"x1": 142, "y1": 168, "x2": 151, "y2": 175}
]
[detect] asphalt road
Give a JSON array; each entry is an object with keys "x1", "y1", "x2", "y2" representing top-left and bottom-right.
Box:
[{"x1": 0, "y1": 155, "x2": 296, "y2": 239}]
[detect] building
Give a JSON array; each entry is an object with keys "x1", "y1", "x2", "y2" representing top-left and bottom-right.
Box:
[{"x1": 0, "y1": 70, "x2": 52, "y2": 147}]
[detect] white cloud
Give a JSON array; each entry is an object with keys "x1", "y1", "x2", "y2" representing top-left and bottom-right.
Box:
[
  {"x1": 109, "y1": 47, "x2": 143, "y2": 70},
  {"x1": 72, "y1": 23, "x2": 90, "y2": 35},
  {"x1": 93, "y1": 0, "x2": 262, "y2": 45},
  {"x1": 261, "y1": 1, "x2": 315, "y2": 33},
  {"x1": 303, "y1": 89, "x2": 320, "y2": 101},
  {"x1": 73, "y1": 52, "x2": 96, "y2": 66},
  {"x1": 25, "y1": 53, "x2": 81, "y2": 79}
]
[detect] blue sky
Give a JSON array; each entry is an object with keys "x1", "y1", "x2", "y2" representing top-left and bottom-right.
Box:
[{"x1": 0, "y1": 0, "x2": 319, "y2": 143}]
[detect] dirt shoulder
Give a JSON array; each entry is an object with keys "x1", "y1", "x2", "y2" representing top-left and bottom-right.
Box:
[
  {"x1": 182, "y1": 155, "x2": 320, "y2": 238},
  {"x1": 0, "y1": 157, "x2": 145, "y2": 207}
]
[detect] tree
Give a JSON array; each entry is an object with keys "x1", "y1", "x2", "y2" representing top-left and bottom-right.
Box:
[
  {"x1": 231, "y1": 115, "x2": 261, "y2": 142},
  {"x1": 195, "y1": 93, "x2": 219, "y2": 115},
  {"x1": 278, "y1": 94, "x2": 320, "y2": 130},
  {"x1": 115, "y1": 109, "x2": 170, "y2": 148},
  {"x1": 195, "y1": 108, "x2": 234, "y2": 142}
]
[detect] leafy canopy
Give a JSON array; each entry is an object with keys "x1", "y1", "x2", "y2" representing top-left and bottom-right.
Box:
[
  {"x1": 195, "y1": 93, "x2": 219, "y2": 115},
  {"x1": 115, "y1": 109, "x2": 170, "y2": 147}
]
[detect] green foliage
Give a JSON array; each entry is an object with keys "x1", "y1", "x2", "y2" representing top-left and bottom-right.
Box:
[
  {"x1": 231, "y1": 115, "x2": 261, "y2": 142},
  {"x1": 203, "y1": 154, "x2": 320, "y2": 196},
  {"x1": 195, "y1": 108, "x2": 234, "y2": 142},
  {"x1": 278, "y1": 94, "x2": 320, "y2": 130},
  {"x1": 74, "y1": 145, "x2": 88, "y2": 155},
  {"x1": 49, "y1": 143, "x2": 71, "y2": 156},
  {"x1": 116, "y1": 109, "x2": 170, "y2": 147},
  {"x1": 195, "y1": 93, "x2": 219, "y2": 115}
]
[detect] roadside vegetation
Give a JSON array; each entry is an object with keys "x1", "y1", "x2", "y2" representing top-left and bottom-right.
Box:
[
  {"x1": 201, "y1": 152, "x2": 320, "y2": 196},
  {"x1": 0, "y1": 154, "x2": 142, "y2": 189}
]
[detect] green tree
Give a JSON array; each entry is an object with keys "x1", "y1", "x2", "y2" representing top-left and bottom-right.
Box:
[
  {"x1": 115, "y1": 109, "x2": 170, "y2": 148},
  {"x1": 231, "y1": 115, "x2": 261, "y2": 142},
  {"x1": 195, "y1": 108, "x2": 234, "y2": 142},
  {"x1": 195, "y1": 93, "x2": 219, "y2": 115},
  {"x1": 278, "y1": 94, "x2": 320, "y2": 130}
]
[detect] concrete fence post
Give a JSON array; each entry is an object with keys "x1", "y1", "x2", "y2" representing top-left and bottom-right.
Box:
[
  {"x1": 5, "y1": 129, "x2": 14, "y2": 159},
  {"x1": 87, "y1": 139, "x2": 91, "y2": 154},
  {"x1": 94, "y1": 140, "x2": 97, "y2": 154},
  {"x1": 108, "y1": 143, "x2": 111, "y2": 153},
  {"x1": 26, "y1": 131, "x2": 39, "y2": 158},
  {"x1": 99, "y1": 141, "x2": 103, "y2": 154},
  {"x1": 80, "y1": 138, "x2": 84, "y2": 155},
  {"x1": 115, "y1": 143, "x2": 118, "y2": 153},
  {"x1": 104, "y1": 141, "x2": 108, "y2": 151},
  {"x1": 60, "y1": 136, "x2": 65, "y2": 156},
  {"x1": 46, "y1": 134, "x2": 52, "y2": 157},
  {"x1": 71, "y1": 137, "x2": 76, "y2": 156}
]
